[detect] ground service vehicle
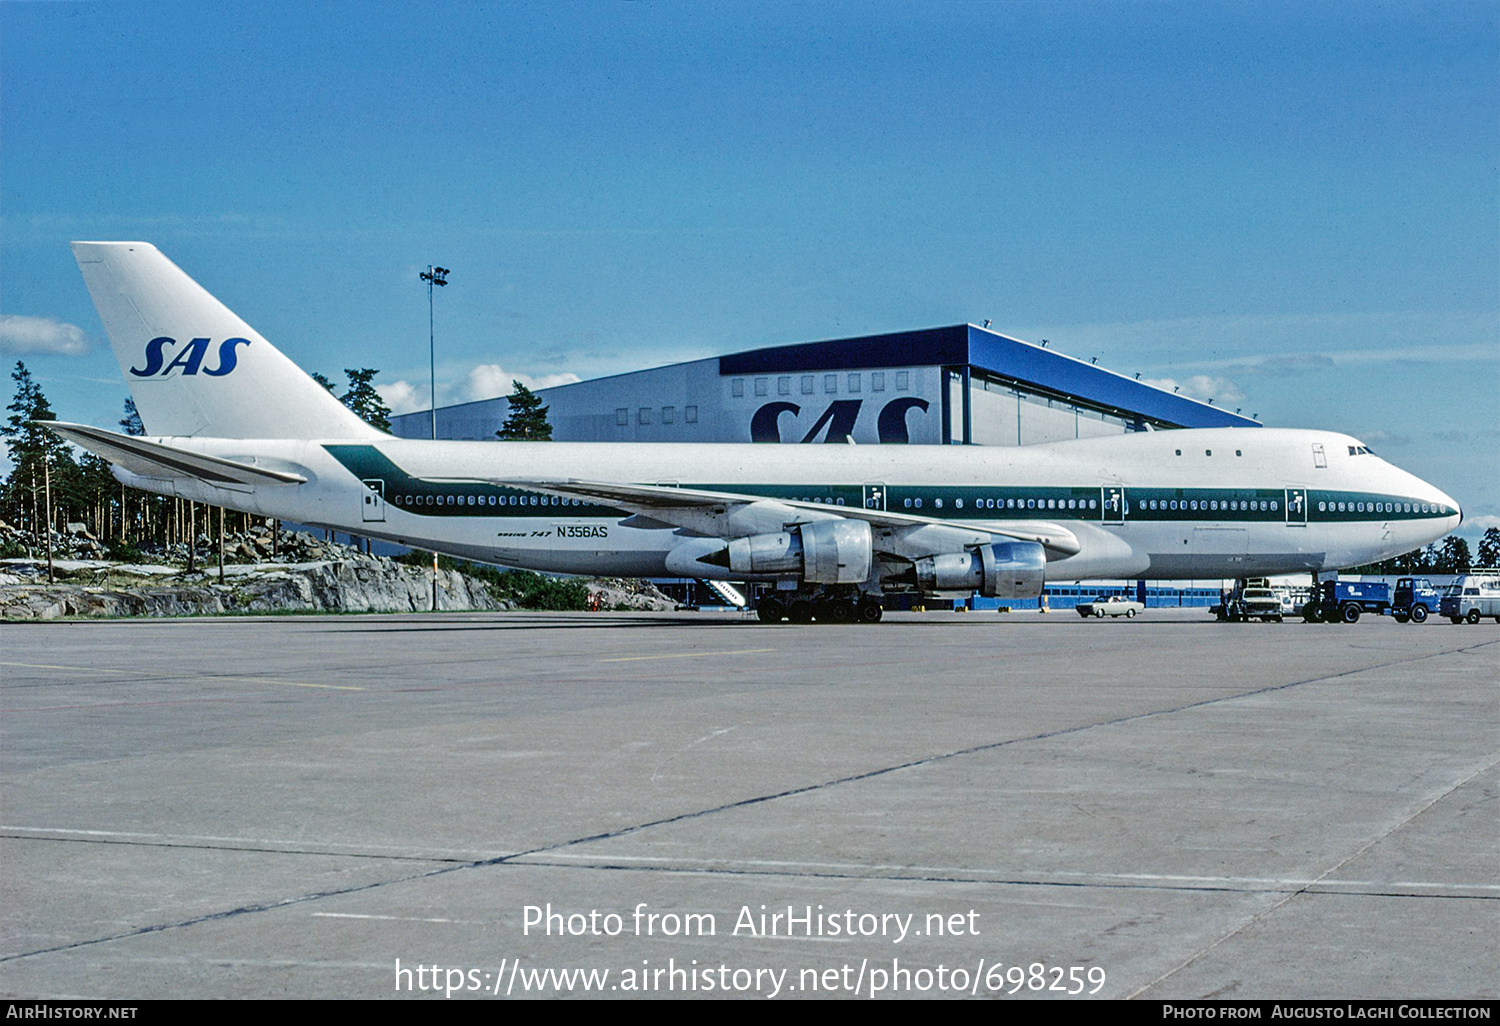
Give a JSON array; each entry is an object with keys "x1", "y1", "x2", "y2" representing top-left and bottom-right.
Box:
[
  {"x1": 1440, "y1": 573, "x2": 1500, "y2": 624},
  {"x1": 1391, "y1": 577, "x2": 1443, "y2": 624},
  {"x1": 1303, "y1": 580, "x2": 1391, "y2": 623},
  {"x1": 1213, "y1": 581, "x2": 1283, "y2": 622}
]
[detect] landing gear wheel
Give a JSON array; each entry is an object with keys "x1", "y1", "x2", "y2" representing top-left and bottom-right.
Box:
[
  {"x1": 857, "y1": 599, "x2": 884, "y2": 623},
  {"x1": 1341, "y1": 603, "x2": 1361, "y2": 624},
  {"x1": 757, "y1": 599, "x2": 785, "y2": 624},
  {"x1": 1466, "y1": 609, "x2": 1482, "y2": 625},
  {"x1": 1411, "y1": 605, "x2": 1428, "y2": 624},
  {"x1": 787, "y1": 601, "x2": 814, "y2": 624}
]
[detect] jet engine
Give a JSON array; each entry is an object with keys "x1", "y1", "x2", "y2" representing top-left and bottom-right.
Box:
[
  {"x1": 911, "y1": 540, "x2": 1045, "y2": 598},
  {"x1": 699, "y1": 519, "x2": 873, "y2": 584}
]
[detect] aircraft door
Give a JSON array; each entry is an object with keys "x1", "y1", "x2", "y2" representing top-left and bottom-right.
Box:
[
  {"x1": 1285, "y1": 488, "x2": 1307, "y2": 526},
  {"x1": 1102, "y1": 486, "x2": 1125, "y2": 525},
  {"x1": 361, "y1": 479, "x2": 386, "y2": 522},
  {"x1": 863, "y1": 483, "x2": 887, "y2": 511}
]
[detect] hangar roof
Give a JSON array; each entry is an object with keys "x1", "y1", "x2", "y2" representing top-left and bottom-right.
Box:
[{"x1": 719, "y1": 323, "x2": 1258, "y2": 429}]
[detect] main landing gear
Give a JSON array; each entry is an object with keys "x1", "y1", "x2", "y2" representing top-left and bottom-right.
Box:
[{"x1": 756, "y1": 594, "x2": 884, "y2": 624}]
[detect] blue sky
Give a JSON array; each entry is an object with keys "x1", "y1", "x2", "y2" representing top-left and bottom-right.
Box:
[{"x1": 3, "y1": 1, "x2": 1496, "y2": 537}]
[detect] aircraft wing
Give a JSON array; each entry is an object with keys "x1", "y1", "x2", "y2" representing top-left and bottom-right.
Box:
[
  {"x1": 41, "y1": 421, "x2": 307, "y2": 486},
  {"x1": 480, "y1": 477, "x2": 1082, "y2": 556}
]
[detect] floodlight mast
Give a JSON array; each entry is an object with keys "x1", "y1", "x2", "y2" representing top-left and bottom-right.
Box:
[
  {"x1": 420, "y1": 265, "x2": 449, "y2": 442},
  {"x1": 419, "y1": 264, "x2": 449, "y2": 611}
]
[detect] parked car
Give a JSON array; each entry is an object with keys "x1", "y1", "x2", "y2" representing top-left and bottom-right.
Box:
[{"x1": 1077, "y1": 595, "x2": 1144, "y2": 618}]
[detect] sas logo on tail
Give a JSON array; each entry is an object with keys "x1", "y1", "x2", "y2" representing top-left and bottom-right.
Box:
[{"x1": 130, "y1": 337, "x2": 251, "y2": 378}]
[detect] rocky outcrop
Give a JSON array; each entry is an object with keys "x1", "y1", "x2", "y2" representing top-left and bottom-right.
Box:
[{"x1": 0, "y1": 536, "x2": 506, "y2": 621}]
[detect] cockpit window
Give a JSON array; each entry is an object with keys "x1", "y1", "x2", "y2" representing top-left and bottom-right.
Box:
[{"x1": 1347, "y1": 445, "x2": 1377, "y2": 456}]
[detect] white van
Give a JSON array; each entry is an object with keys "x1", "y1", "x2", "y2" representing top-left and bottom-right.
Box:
[{"x1": 1440, "y1": 573, "x2": 1500, "y2": 624}]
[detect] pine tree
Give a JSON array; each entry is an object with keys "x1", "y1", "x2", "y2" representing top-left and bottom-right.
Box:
[
  {"x1": 311, "y1": 372, "x2": 337, "y2": 393},
  {"x1": 1478, "y1": 527, "x2": 1500, "y2": 568},
  {"x1": 120, "y1": 397, "x2": 145, "y2": 435},
  {"x1": 2, "y1": 362, "x2": 77, "y2": 536},
  {"x1": 495, "y1": 381, "x2": 553, "y2": 441},
  {"x1": 340, "y1": 368, "x2": 391, "y2": 431}
]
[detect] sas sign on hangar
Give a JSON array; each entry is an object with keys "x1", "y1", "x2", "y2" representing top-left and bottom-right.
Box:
[{"x1": 389, "y1": 324, "x2": 1257, "y2": 447}]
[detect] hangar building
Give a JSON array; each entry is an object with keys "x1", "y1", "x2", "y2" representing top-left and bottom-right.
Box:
[{"x1": 390, "y1": 323, "x2": 1259, "y2": 445}]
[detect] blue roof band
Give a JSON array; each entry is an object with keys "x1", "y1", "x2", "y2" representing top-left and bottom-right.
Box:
[{"x1": 719, "y1": 324, "x2": 1259, "y2": 430}]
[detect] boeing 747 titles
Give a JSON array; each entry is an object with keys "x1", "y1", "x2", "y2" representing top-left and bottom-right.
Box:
[{"x1": 51, "y1": 243, "x2": 1461, "y2": 623}]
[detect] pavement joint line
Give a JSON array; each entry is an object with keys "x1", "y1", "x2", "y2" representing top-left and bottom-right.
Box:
[
  {"x1": 0, "y1": 831, "x2": 477, "y2": 863},
  {"x1": 2, "y1": 637, "x2": 1492, "y2": 967},
  {"x1": 1123, "y1": 746, "x2": 1500, "y2": 1000},
  {"x1": 493, "y1": 856, "x2": 1500, "y2": 900}
]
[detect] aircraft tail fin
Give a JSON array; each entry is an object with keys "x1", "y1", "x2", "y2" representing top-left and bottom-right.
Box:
[{"x1": 71, "y1": 242, "x2": 382, "y2": 440}]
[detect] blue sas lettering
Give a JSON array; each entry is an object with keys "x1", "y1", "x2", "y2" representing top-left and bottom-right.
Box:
[{"x1": 131, "y1": 336, "x2": 252, "y2": 377}]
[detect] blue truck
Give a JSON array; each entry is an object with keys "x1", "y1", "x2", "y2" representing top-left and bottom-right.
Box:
[
  {"x1": 1391, "y1": 577, "x2": 1443, "y2": 624},
  {"x1": 1302, "y1": 580, "x2": 1391, "y2": 623}
]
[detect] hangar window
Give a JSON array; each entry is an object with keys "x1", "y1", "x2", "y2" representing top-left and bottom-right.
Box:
[
  {"x1": 754, "y1": 378, "x2": 768, "y2": 396},
  {"x1": 639, "y1": 407, "x2": 652, "y2": 425},
  {"x1": 872, "y1": 372, "x2": 885, "y2": 392},
  {"x1": 778, "y1": 377, "x2": 790, "y2": 395},
  {"x1": 848, "y1": 373, "x2": 861, "y2": 393},
  {"x1": 616, "y1": 408, "x2": 628, "y2": 426},
  {"x1": 685, "y1": 406, "x2": 698, "y2": 423},
  {"x1": 825, "y1": 374, "x2": 838, "y2": 393},
  {"x1": 801, "y1": 375, "x2": 814, "y2": 394},
  {"x1": 662, "y1": 406, "x2": 675, "y2": 424},
  {"x1": 896, "y1": 371, "x2": 910, "y2": 390},
  {"x1": 732, "y1": 379, "x2": 744, "y2": 397}
]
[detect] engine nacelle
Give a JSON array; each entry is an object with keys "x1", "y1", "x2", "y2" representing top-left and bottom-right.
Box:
[
  {"x1": 725, "y1": 519, "x2": 872, "y2": 584},
  {"x1": 913, "y1": 541, "x2": 1045, "y2": 598}
]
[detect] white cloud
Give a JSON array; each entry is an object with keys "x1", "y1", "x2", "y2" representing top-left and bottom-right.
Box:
[
  {"x1": 1139, "y1": 375, "x2": 1245, "y2": 404},
  {"x1": 376, "y1": 365, "x2": 582, "y2": 416},
  {"x1": 0, "y1": 315, "x2": 89, "y2": 356},
  {"x1": 376, "y1": 379, "x2": 426, "y2": 415},
  {"x1": 1456, "y1": 513, "x2": 1500, "y2": 540},
  {"x1": 462, "y1": 364, "x2": 581, "y2": 402}
]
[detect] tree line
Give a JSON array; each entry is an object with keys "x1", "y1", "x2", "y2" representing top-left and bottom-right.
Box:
[{"x1": 0, "y1": 365, "x2": 552, "y2": 562}]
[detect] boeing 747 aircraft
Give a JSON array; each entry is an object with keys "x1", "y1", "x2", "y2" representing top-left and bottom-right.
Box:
[{"x1": 50, "y1": 242, "x2": 1461, "y2": 623}]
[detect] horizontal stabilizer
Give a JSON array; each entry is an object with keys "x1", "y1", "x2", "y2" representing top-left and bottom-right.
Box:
[{"x1": 41, "y1": 421, "x2": 307, "y2": 486}]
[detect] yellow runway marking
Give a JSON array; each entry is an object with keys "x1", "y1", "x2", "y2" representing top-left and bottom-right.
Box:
[
  {"x1": 600, "y1": 648, "x2": 776, "y2": 663},
  {"x1": 0, "y1": 661, "x2": 363, "y2": 691}
]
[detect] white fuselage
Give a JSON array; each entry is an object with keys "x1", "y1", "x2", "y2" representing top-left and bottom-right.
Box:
[{"x1": 115, "y1": 426, "x2": 1461, "y2": 583}]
